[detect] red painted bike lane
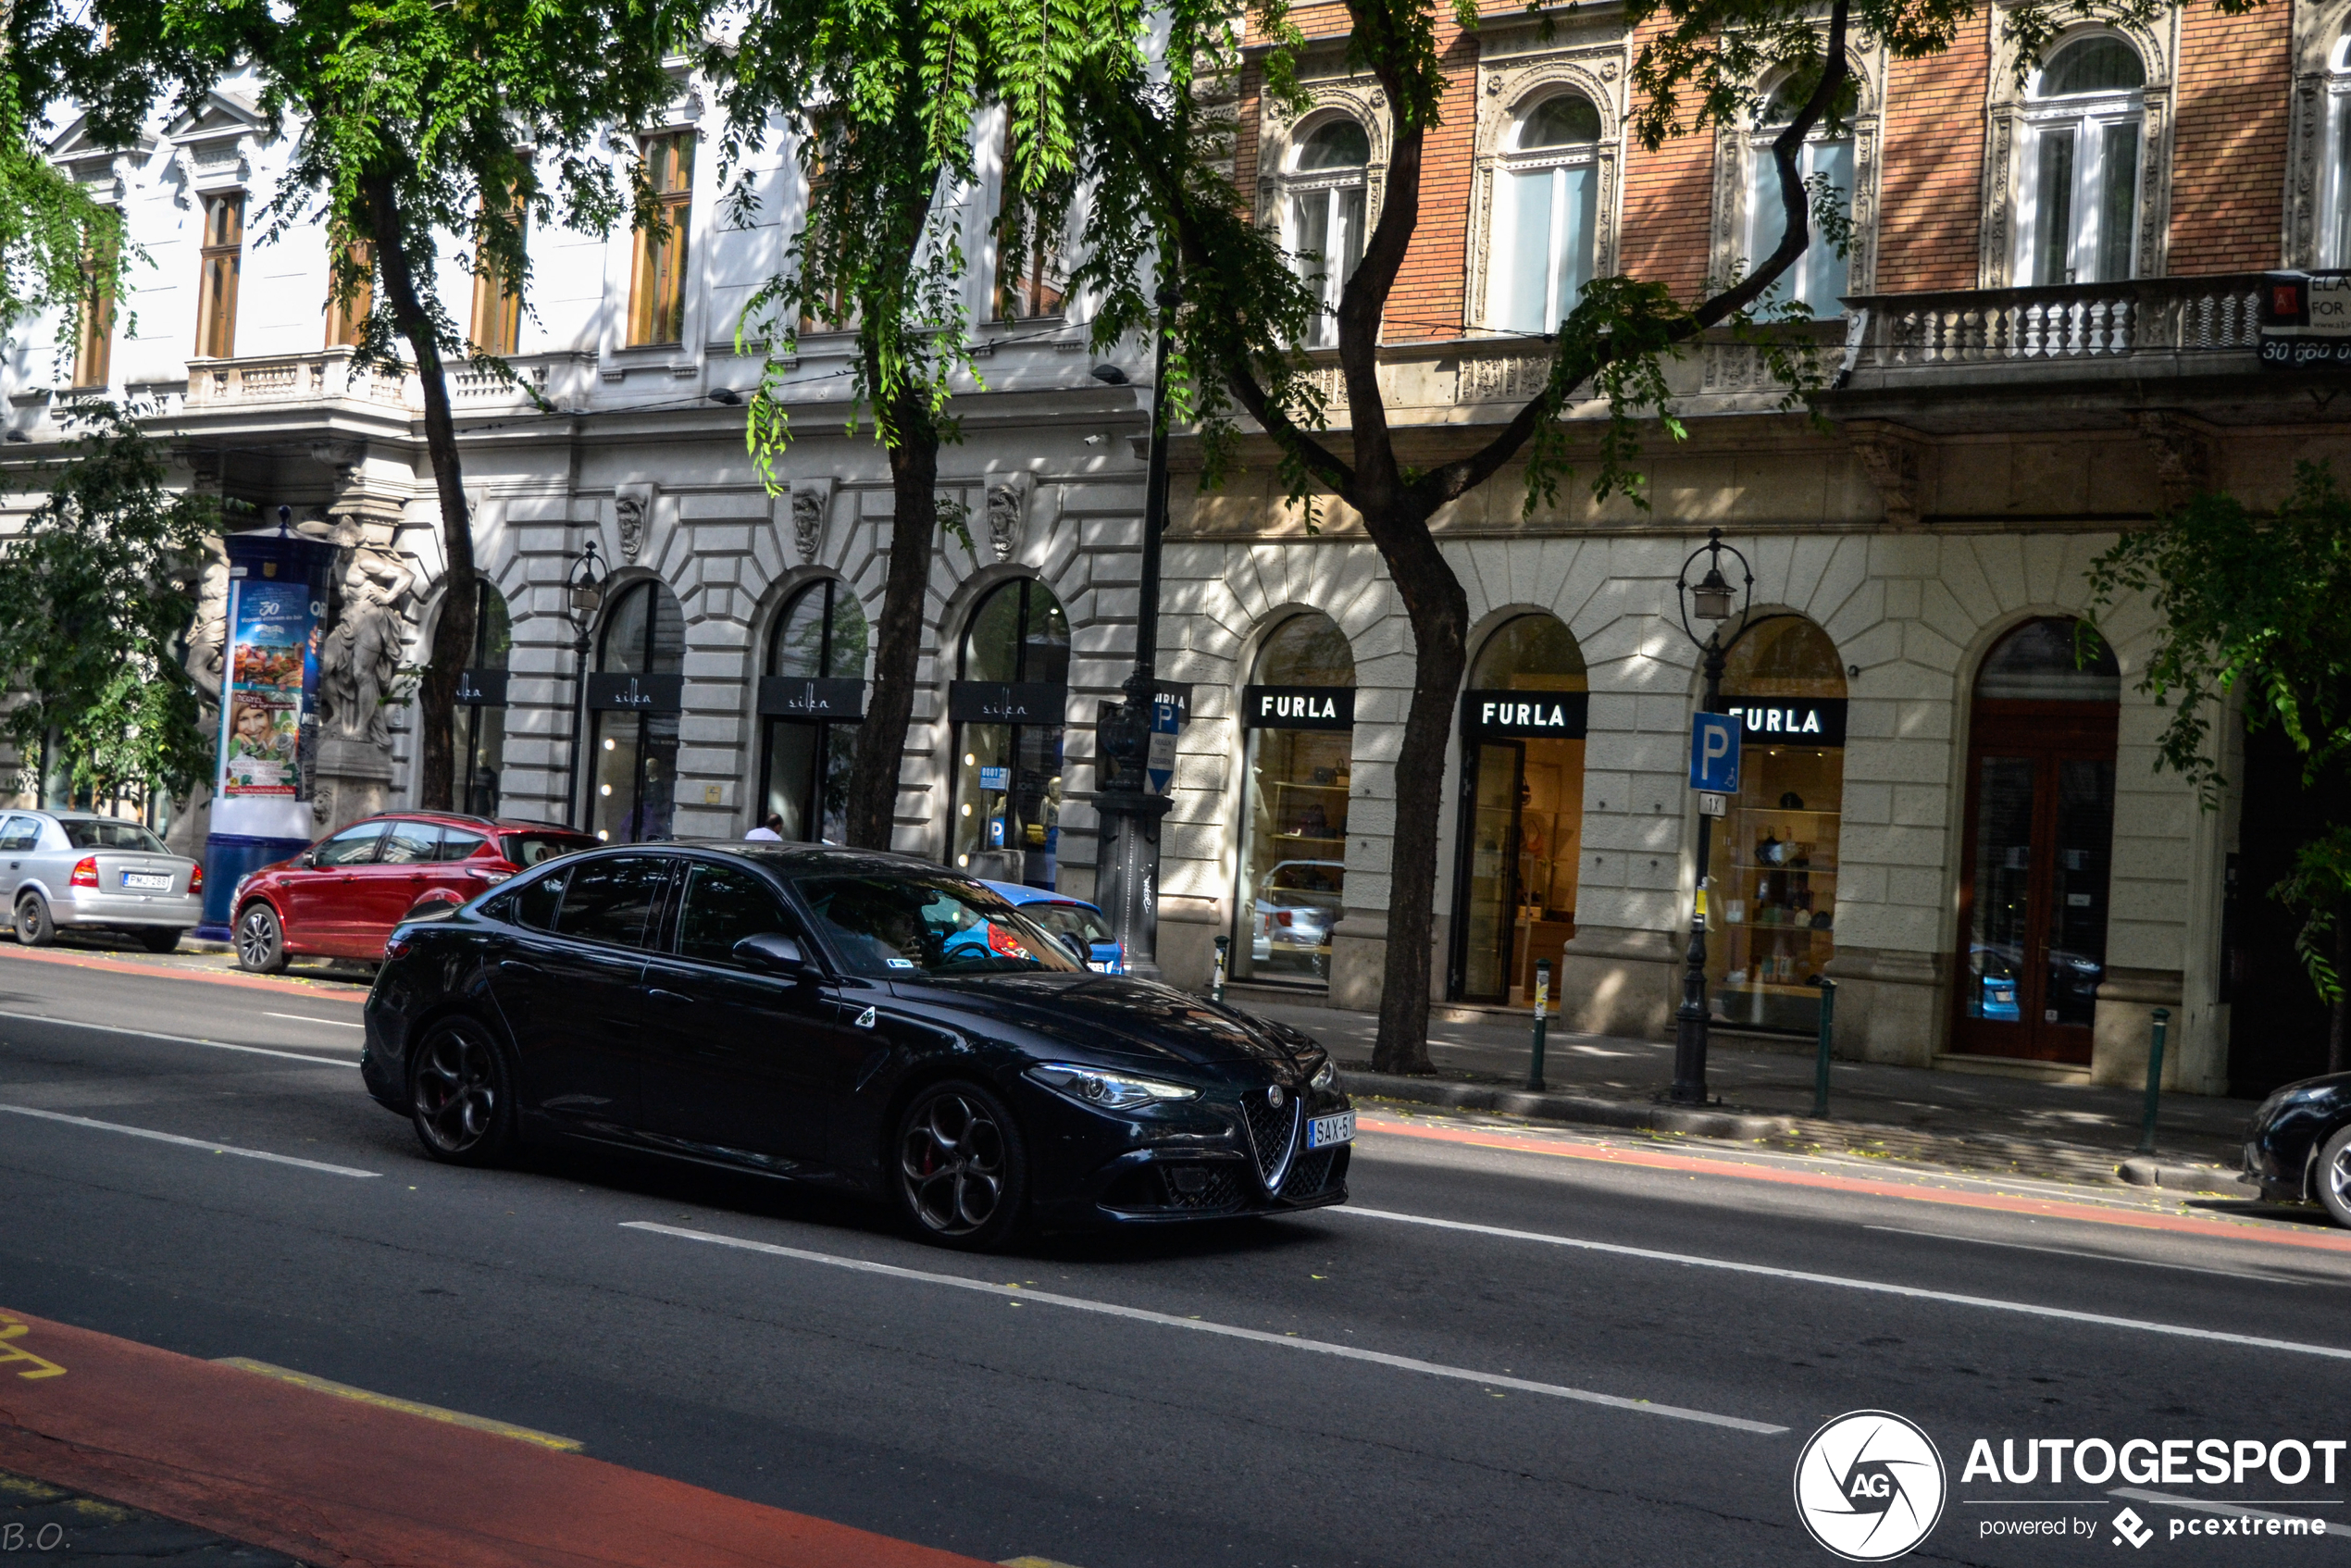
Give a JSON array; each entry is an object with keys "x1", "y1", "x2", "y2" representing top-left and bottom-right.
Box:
[{"x1": 0, "y1": 1309, "x2": 992, "y2": 1568}]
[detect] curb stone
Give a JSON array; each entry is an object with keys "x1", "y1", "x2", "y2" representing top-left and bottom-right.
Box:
[
  {"x1": 2115, "y1": 1155, "x2": 2253, "y2": 1194},
  {"x1": 1337, "y1": 1068, "x2": 1796, "y2": 1141}
]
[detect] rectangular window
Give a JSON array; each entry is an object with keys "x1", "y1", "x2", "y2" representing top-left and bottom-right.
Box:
[
  {"x1": 324, "y1": 243, "x2": 373, "y2": 347},
  {"x1": 2332, "y1": 94, "x2": 2351, "y2": 268},
  {"x1": 1504, "y1": 164, "x2": 1598, "y2": 333},
  {"x1": 2031, "y1": 128, "x2": 2076, "y2": 286},
  {"x1": 470, "y1": 195, "x2": 525, "y2": 355},
  {"x1": 1292, "y1": 186, "x2": 1364, "y2": 349},
  {"x1": 628, "y1": 133, "x2": 694, "y2": 346},
  {"x1": 72, "y1": 228, "x2": 118, "y2": 389},
  {"x1": 2093, "y1": 122, "x2": 2139, "y2": 284},
  {"x1": 196, "y1": 193, "x2": 243, "y2": 359},
  {"x1": 1745, "y1": 139, "x2": 1852, "y2": 317},
  {"x1": 992, "y1": 133, "x2": 1067, "y2": 322}
]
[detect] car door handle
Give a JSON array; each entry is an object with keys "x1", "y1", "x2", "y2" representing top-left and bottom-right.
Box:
[
  {"x1": 645, "y1": 989, "x2": 694, "y2": 1006},
  {"x1": 498, "y1": 959, "x2": 542, "y2": 976}
]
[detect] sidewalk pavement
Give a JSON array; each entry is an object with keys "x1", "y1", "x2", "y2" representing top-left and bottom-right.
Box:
[{"x1": 1236, "y1": 995, "x2": 2261, "y2": 1197}]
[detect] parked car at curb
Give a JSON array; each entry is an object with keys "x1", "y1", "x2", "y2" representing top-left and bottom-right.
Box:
[
  {"x1": 231, "y1": 814, "x2": 595, "y2": 972},
  {"x1": 982, "y1": 879, "x2": 1126, "y2": 973},
  {"x1": 360, "y1": 841, "x2": 1353, "y2": 1251},
  {"x1": 0, "y1": 811, "x2": 204, "y2": 952},
  {"x1": 2243, "y1": 1070, "x2": 2351, "y2": 1227}
]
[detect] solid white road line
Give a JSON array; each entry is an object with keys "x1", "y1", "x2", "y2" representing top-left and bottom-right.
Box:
[
  {"x1": 1863, "y1": 1225, "x2": 2320, "y2": 1285},
  {"x1": 0, "y1": 1009, "x2": 359, "y2": 1067},
  {"x1": 263, "y1": 1011, "x2": 365, "y2": 1029},
  {"x1": 0, "y1": 1104, "x2": 379, "y2": 1177},
  {"x1": 621, "y1": 1220, "x2": 1786, "y2": 1435},
  {"x1": 2109, "y1": 1487, "x2": 2351, "y2": 1538},
  {"x1": 1336, "y1": 1207, "x2": 2351, "y2": 1363}
]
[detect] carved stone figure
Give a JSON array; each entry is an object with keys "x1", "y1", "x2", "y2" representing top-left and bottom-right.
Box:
[
  {"x1": 986, "y1": 482, "x2": 1024, "y2": 563},
  {"x1": 318, "y1": 544, "x2": 416, "y2": 749},
  {"x1": 615, "y1": 494, "x2": 646, "y2": 562},
  {"x1": 791, "y1": 489, "x2": 826, "y2": 564}
]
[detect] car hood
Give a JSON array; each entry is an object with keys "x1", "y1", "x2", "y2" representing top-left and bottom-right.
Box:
[{"x1": 898, "y1": 972, "x2": 1314, "y2": 1071}]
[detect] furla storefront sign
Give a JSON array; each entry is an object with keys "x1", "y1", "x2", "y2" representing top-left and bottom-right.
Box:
[
  {"x1": 1244, "y1": 686, "x2": 1355, "y2": 730},
  {"x1": 1717, "y1": 699, "x2": 1847, "y2": 747},
  {"x1": 1461, "y1": 690, "x2": 1588, "y2": 740}
]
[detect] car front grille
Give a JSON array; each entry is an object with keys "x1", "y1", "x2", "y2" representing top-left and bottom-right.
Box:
[
  {"x1": 1280, "y1": 1146, "x2": 1342, "y2": 1200},
  {"x1": 1241, "y1": 1089, "x2": 1300, "y2": 1190},
  {"x1": 1101, "y1": 1163, "x2": 1245, "y2": 1215}
]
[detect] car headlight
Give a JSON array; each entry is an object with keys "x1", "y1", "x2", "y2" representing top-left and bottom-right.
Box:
[
  {"x1": 1026, "y1": 1063, "x2": 1199, "y2": 1111},
  {"x1": 1311, "y1": 1057, "x2": 1336, "y2": 1091}
]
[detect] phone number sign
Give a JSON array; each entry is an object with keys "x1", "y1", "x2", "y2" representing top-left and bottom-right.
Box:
[{"x1": 2258, "y1": 271, "x2": 2351, "y2": 368}]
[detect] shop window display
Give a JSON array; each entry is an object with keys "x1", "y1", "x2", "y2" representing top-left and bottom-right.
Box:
[
  {"x1": 449, "y1": 580, "x2": 510, "y2": 818},
  {"x1": 1706, "y1": 618, "x2": 1847, "y2": 1033},
  {"x1": 1235, "y1": 614, "x2": 1356, "y2": 986},
  {"x1": 591, "y1": 580, "x2": 685, "y2": 843},
  {"x1": 760, "y1": 580, "x2": 867, "y2": 842},
  {"x1": 949, "y1": 579, "x2": 1069, "y2": 889}
]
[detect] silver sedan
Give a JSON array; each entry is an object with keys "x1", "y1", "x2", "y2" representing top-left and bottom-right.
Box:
[{"x1": 1, "y1": 811, "x2": 204, "y2": 952}]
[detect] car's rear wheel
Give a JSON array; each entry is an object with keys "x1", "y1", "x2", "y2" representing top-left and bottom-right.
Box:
[
  {"x1": 408, "y1": 1017, "x2": 516, "y2": 1166},
  {"x1": 13, "y1": 893, "x2": 56, "y2": 947},
  {"x1": 2316, "y1": 1125, "x2": 2351, "y2": 1228},
  {"x1": 893, "y1": 1080, "x2": 1028, "y2": 1251},
  {"x1": 233, "y1": 902, "x2": 286, "y2": 973},
  {"x1": 136, "y1": 928, "x2": 182, "y2": 954}
]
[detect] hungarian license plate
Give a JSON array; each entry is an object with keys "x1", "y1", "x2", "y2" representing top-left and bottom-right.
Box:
[
  {"x1": 120, "y1": 872, "x2": 172, "y2": 892},
  {"x1": 1305, "y1": 1111, "x2": 1355, "y2": 1150}
]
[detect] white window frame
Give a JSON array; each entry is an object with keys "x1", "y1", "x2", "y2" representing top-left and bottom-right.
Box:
[
  {"x1": 2320, "y1": 34, "x2": 2351, "y2": 268},
  {"x1": 1741, "y1": 118, "x2": 1857, "y2": 317},
  {"x1": 2012, "y1": 61, "x2": 2146, "y2": 287},
  {"x1": 1488, "y1": 98, "x2": 1601, "y2": 333},
  {"x1": 1280, "y1": 119, "x2": 1371, "y2": 350}
]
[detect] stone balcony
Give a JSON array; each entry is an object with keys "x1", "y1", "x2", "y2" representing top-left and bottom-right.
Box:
[
  {"x1": 183, "y1": 347, "x2": 413, "y2": 411},
  {"x1": 1838, "y1": 273, "x2": 2266, "y2": 392}
]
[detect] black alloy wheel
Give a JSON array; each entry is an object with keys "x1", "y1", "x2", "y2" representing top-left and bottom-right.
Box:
[
  {"x1": 2318, "y1": 1125, "x2": 2351, "y2": 1229},
  {"x1": 893, "y1": 1080, "x2": 1028, "y2": 1251},
  {"x1": 13, "y1": 893, "x2": 56, "y2": 948},
  {"x1": 408, "y1": 1018, "x2": 516, "y2": 1166},
  {"x1": 233, "y1": 902, "x2": 287, "y2": 974}
]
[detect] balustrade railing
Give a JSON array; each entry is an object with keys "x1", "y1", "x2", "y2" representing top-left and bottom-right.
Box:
[{"x1": 1844, "y1": 275, "x2": 2264, "y2": 372}]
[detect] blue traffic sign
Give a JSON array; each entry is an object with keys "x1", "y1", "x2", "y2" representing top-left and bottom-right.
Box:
[
  {"x1": 1689, "y1": 712, "x2": 1741, "y2": 792},
  {"x1": 1146, "y1": 700, "x2": 1180, "y2": 795}
]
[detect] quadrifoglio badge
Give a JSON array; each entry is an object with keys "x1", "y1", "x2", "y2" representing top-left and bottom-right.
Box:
[{"x1": 1796, "y1": 1412, "x2": 2347, "y2": 1557}]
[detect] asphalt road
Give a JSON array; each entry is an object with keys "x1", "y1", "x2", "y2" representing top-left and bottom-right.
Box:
[{"x1": 2, "y1": 948, "x2": 2347, "y2": 1567}]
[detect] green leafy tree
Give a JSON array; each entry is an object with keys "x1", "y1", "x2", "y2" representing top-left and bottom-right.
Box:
[
  {"x1": 0, "y1": 403, "x2": 218, "y2": 809},
  {"x1": 51, "y1": 0, "x2": 705, "y2": 810},
  {"x1": 703, "y1": 1, "x2": 1049, "y2": 848},
  {"x1": 2088, "y1": 464, "x2": 2351, "y2": 1073},
  {"x1": 3, "y1": 7, "x2": 141, "y2": 364}
]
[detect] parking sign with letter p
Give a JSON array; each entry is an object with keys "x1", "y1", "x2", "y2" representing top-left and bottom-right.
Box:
[{"x1": 1690, "y1": 712, "x2": 1741, "y2": 793}]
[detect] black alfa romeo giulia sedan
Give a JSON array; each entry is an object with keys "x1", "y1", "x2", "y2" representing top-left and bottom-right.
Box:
[
  {"x1": 359, "y1": 842, "x2": 1354, "y2": 1249},
  {"x1": 2243, "y1": 1070, "x2": 2351, "y2": 1227}
]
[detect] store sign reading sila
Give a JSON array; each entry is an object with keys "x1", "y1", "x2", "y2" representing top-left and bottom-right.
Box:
[
  {"x1": 1461, "y1": 690, "x2": 1588, "y2": 740},
  {"x1": 1717, "y1": 698, "x2": 1847, "y2": 748},
  {"x1": 1244, "y1": 685, "x2": 1355, "y2": 730}
]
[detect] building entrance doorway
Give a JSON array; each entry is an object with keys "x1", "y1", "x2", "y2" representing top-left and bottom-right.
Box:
[
  {"x1": 1952, "y1": 617, "x2": 2121, "y2": 1063},
  {"x1": 1449, "y1": 616, "x2": 1586, "y2": 1005}
]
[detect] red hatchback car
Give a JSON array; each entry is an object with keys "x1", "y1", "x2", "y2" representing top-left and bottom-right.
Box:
[{"x1": 230, "y1": 813, "x2": 595, "y2": 971}]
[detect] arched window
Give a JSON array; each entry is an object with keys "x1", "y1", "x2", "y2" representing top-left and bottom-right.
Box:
[
  {"x1": 1744, "y1": 80, "x2": 1856, "y2": 317},
  {"x1": 1957, "y1": 617, "x2": 2121, "y2": 1064},
  {"x1": 590, "y1": 579, "x2": 684, "y2": 843},
  {"x1": 1451, "y1": 615, "x2": 1589, "y2": 1003},
  {"x1": 2321, "y1": 33, "x2": 2351, "y2": 267},
  {"x1": 1706, "y1": 617, "x2": 1848, "y2": 1034},
  {"x1": 759, "y1": 579, "x2": 867, "y2": 842},
  {"x1": 950, "y1": 579, "x2": 1070, "y2": 887},
  {"x1": 1492, "y1": 93, "x2": 1602, "y2": 333},
  {"x1": 1286, "y1": 118, "x2": 1371, "y2": 349},
  {"x1": 449, "y1": 579, "x2": 511, "y2": 818},
  {"x1": 2019, "y1": 34, "x2": 2146, "y2": 285},
  {"x1": 1236, "y1": 613, "x2": 1357, "y2": 986}
]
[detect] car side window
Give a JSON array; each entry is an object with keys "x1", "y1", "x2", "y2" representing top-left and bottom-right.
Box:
[
  {"x1": 0, "y1": 817, "x2": 39, "y2": 853},
  {"x1": 379, "y1": 821, "x2": 444, "y2": 865},
  {"x1": 438, "y1": 829, "x2": 490, "y2": 862},
  {"x1": 675, "y1": 863, "x2": 796, "y2": 965},
  {"x1": 497, "y1": 868, "x2": 567, "y2": 930},
  {"x1": 553, "y1": 857, "x2": 669, "y2": 948},
  {"x1": 312, "y1": 822, "x2": 388, "y2": 867}
]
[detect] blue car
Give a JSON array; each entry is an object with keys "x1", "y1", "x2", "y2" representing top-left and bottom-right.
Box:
[
  {"x1": 1970, "y1": 944, "x2": 2021, "y2": 1022},
  {"x1": 984, "y1": 880, "x2": 1126, "y2": 974}
]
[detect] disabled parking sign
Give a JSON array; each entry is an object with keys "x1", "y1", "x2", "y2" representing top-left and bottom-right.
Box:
[{"x1": 1689, "y1": 712, "x2": 1741, "y2": 793}]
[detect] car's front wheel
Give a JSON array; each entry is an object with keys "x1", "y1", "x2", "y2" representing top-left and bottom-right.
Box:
[
  {"x1": 408, "y1": 1017, "x2": 516, "y2": 1166},
  {"x1": 13, "y1": 893, "x2": 56, "y2": 947},
  {"x1": 893, "y1": 1080, "x2": 1029, "y2": 1251},
  {"x1": 233, "y1": 902, "x2": 286, "y2": 973},
  {"x1": 2315, "y1": 1125, "x2": 2351, "y2": 1228}
]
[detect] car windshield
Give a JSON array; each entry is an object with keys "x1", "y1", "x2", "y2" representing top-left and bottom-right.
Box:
[
  {"x1": 501, "y1": 831, "x2": 596, "y2": 867},
  {"x1": 1022, "y1": 902, "x2": 1117, "y2": 951},
  {"x1": 60, "y1": 819, "x2": 168, "y2": 852},
  {"x1": 799, "y1": 874, "x2": 1084, "y2": 978}
]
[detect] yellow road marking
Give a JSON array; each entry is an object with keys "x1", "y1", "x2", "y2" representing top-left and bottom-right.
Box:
[
  {"x1": 0, "y1": 1317, "x2": 66, "y2": 1379},
  {"x1": 212, "y1": 1358, "x2": 582, "y2": 1450}
]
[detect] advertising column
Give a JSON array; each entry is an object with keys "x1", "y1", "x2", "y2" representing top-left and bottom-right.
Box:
[{"x1": 197, "y1": 532, "x2": 337, "y2": 936}]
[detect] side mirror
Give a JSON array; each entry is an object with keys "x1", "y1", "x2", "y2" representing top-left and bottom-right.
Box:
[
  {"x1": 296, "y1": 849, "x2": 317, "y2": 869},
  {"x1": 733, "y1": 932, "x2": 818, "y2": 978}
]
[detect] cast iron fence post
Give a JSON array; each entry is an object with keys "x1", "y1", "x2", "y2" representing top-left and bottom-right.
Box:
[{"x1": 2137, "y1": 1007, "x2": 2171, "y2": 1155}]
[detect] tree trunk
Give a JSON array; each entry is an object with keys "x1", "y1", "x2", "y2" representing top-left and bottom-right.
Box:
[
  {"x1": 843, "y1": 364, "x2": 939, "y2": 850},
  {"x1": 1362, "y1": 504, "x2": 1468, "y2": 1076},
  {"x1": 365, "y1": 173, "x2": 470, "y2": 813}
]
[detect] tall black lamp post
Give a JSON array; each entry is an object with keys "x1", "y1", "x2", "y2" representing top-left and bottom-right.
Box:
[
  {"x1": 561, "y1": 539, "x2": 605, "y2": 832},
  {"x1": 1667, "y1": 528, "x2": 1788, "y2": 1105},
  {"x1": 1092, "y1": 278, "x2": 1180, "y2": 980}
]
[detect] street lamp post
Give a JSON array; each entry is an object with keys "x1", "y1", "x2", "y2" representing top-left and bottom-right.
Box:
[
  {"x1": 561, "y1": 540, "x2": 605, "y2": 833},
  {"x1": 1092, "y1": 278, "x2": 1180, "y2": 981}
]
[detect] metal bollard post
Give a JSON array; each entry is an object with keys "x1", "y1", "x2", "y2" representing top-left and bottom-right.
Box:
[
  {"x1": 1211, "y1": 934, "x2": 1228, "y2": 1004},
  {"x1": 2137, "y1": 1006, "x2": 2171, "y2": 1155},
  {"x1": 1812, "y1": 977, "x2": 1836, "y2": 1119},
  {"x1": 1528, "y1": 960, "x2": 1551, "y2": 1091}
]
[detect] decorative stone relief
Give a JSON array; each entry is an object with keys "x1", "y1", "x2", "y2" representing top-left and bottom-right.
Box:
[
  {"x1": 614, "y1": 482, "x2": 655, "y2": 562},
  {"x1": 318, "y1": 536, "x2": 417, "y2": 753},
  {"x1": 791, "y1": 489, "x2": 827, "y2": 563},
  {"x1": 986, "y1": 473, "x2": 1034, "y2": 562},
  {"x1": 1456, "y1": 353, "x2": 1555, "y2": 404},
  {"x1": 1843, "y1": 420, "x2": 1934, "y2": 529},
  {"x1": 1254, "y1": 72, "x2": 1393, "y2": 237},
  {"x1": 2129, "y1": 410, "x2": 2216, "y2": 511}
]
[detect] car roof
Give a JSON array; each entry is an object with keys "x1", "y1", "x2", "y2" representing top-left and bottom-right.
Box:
[
  {"x1": 360, "y1": 812, "x2": 588, "y2": 834},
  {"x1": 632, "y1": 840, "x2": 971, "y2": 880}
]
